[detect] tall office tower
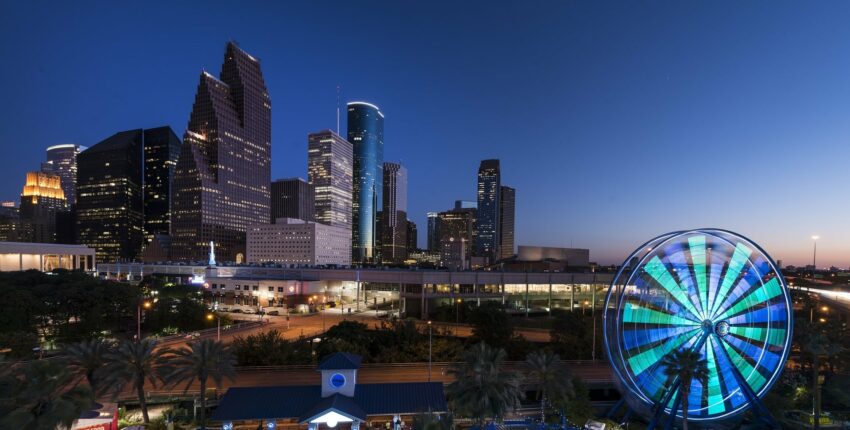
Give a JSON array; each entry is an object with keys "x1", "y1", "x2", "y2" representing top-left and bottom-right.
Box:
[
  {"x1": 271, "y1": 178, "x2": 315, "y2": 222},
  {"x1": 499, "y1": 185, "x2": 515, "y2": 260},
  {"x1": 0, "y1": 201, "x2": 20, "y2": 242},
  {"x1": 171, "y1": 42, "x2": 271, "y2": 262},
  {"x1": 307, "y1": 130, "x2": 353, "y2": 229},
  {"x1": 19, "y1": 172, "x2": 67, "y2": 243},
  {"x1": 143, "y1": 127, "x2": 182, "y2": 240},
  {"x1": 347, "y1": 102, "x2": 384, "y2": 263},
  {"x1": 407, "y1": 220, "x2": 418, "y2": 254},
  {"x1": 437, "y1": 208, "x2": 475, "y2": 269},
  {"x1": 426, "y1": 212, "x2": 440, "y2": 252},
  {"x1": 476, "y1": 159, "x2": 501, "y2": 262},
  {"x1": 380, "y1": 162, "x2": 408, "y2": 263},
  {"x1": 41, "y1": 144, "x2": 86, "y2": 205},
  {"x1": 77, "y1": 130, "x2": 144, "y2": 262}
]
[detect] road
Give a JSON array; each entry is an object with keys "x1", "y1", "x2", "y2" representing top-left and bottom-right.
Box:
[{"x1": 159, "y1": 310, "x2": 553, "y2": 350}]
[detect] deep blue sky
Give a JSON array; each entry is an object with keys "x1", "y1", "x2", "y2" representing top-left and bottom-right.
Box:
[{"x1": 2, "y1": 1, "x2": 850, "y2": 267}]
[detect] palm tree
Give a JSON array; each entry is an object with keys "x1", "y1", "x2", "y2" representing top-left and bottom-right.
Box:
[
  {"x1": 0, "y1": 359, "x2": 93, "y2": 430},
  {"x1": 661, "y1": 349, "x2": 708, "y2": 430},
  {"x1": 102, "y1": 339, "x2": 169, "y2": 423},
  {"x1": 66, "y1": 339, "x2": 113, "y2": 398},
  {"x1": 446, "y1": 342, "x2": 523, "y2": 427},
  {"x1": 162, "y1": 339, "x2": 237, "y2": 430},
  {"x1": 525, "y1": 350, "x2": 573, "y2": 424}
]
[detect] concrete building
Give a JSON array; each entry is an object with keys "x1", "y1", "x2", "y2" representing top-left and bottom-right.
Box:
[
  {"x1": 0, "y1": 242, "x2": 95, "y2": 272},
  {"x1": 247, "y1": 218, "x2": 351, "y2": 266},
  {"x1": 19, "y1": 171, "x2": 67, "y2": 243},
  {"x1": 476, "y1": 159, "x2": 500, "y2": 262},
  {"x1": 499, "y1": 185, "x2": 516, "y2": 259},
  {"x1": 380, "y1": 162, "x2": 407, "y2": 263},
  {"x1": 271, "y1": 178, "x2": 315, "y2": 223},
  {"x1": 437, "y1": 207, "x2": 475, "y2": 269},
  {"x1": 307, "y1": 130, "x2": 353, "y2": 229},
  {"x1": 516, "y1": 246, "x2": 590, "y2": 268},
  {"x1": 41, "y1": 144, "x2": 86, "y2": 205},
  {"x1": 171, "y1": 42, "x2": 271, "y2": 262}
]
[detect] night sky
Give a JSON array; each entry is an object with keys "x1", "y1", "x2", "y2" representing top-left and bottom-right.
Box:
[{"x1": 2, "y1": 1, "x2": 850, "y2": 267}]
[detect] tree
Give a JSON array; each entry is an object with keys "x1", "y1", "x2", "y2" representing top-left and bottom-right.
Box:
[
  {"x1": 102, "y1": 339, "x2": 169, "y2": 423},
  {"x1": 468, "y1": 302, "x2": 514, "y2": 349},
  {"x1": 66, "y1": 339, "x2": 113, "y2": 398},
  {"x1": 446, "y1": 342, "x2": 523, "y2": 426},
  {"x1": 0, "y1": 359, "x2": 93, "y2": 430},
  {"x1": 525, "y1": 350, "x2": 573, "y2": 423},
  {"x1": 661, "y1": 349, "x2": 708, "y2": 430},
  {"x1": 163, "y1": 339, "x2": 236, "y2": 430}
]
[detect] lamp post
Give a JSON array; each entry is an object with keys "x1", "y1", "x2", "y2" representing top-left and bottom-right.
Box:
[
  {"x1": 455, "y1": 298, "x2": 462, "y2": 325},
  {"x1": 811, "y1": 235, "x2": 819, "y2": 270},
  {"x1": 137, "y1": 300, "x2": 151, "y2": 341},
  {"x1": 427, "y1": 320, "x2": 433, "y2": 382},
  {"x1": 207, "y1": 313, "x2": 220, "y2": 341}
]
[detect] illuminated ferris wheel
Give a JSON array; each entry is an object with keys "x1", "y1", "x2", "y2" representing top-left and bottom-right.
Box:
[{"x1": 603, "y1": 229, "x2": 792, "y2": 427}]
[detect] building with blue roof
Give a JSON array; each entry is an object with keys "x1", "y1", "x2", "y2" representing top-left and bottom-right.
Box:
[{"x1": 212, "y1": 352, "x2": 448, "y2": 430}]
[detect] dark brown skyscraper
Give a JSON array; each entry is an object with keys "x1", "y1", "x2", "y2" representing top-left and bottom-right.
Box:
[
  {"x1": 271, "y1": 178, "x2": 315, "y2": 222},
  {"x1": 171, "y1": 42, "x2": 271, "y2": 262},
  {"x1": 499, "y1": 185, "x2": 515, "y2": 259}
]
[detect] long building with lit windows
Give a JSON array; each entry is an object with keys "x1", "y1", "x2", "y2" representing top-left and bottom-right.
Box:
[
  {"x1": 246, "y1": 218, "x2": 351, "y2": 266},
  {"x1": 171, "y1": 42, "x2": 272, "y2": 263},
  {"x1": 76, "y1": 130, "x2": 144, "y2": 262},
  {"x1": 307, "y1": 130, "x2": 353, "y2": 229}
]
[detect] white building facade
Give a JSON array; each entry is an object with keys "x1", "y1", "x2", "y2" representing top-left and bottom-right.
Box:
[{"x1": 247, "y1": 218, "x2": 351, "y2": 266}]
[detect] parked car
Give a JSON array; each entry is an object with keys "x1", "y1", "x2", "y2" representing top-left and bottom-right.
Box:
[
  {"x1": 243, "y1": 308, "x2": 255, "y2": 314},
  {"x1": 230, "y1": 308, "x2": 242, "y2": 313},
  {"x1": 267, "y1": 310, "x2": 280, "y2": 316}
]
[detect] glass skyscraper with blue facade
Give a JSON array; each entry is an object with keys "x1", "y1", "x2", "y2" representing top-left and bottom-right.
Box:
[
  {"x1": 476, "y1": 159, "x2": 501, "y2": 263},
  {"x1": 347, "y1": 102, "x2": 384, "y2": 263}
]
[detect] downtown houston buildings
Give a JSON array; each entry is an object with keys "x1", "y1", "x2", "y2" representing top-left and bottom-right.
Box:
[
  {"x1": 171, "y1": 42, "x2": 272, "y2": 263},
  {"x1": 347, "y1": 102, "x2": 384, "y2": 263}
]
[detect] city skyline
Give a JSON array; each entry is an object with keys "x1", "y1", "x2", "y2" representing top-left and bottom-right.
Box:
[{"x1": 3, "y1": 2, "x2": 850, "y2": 267}]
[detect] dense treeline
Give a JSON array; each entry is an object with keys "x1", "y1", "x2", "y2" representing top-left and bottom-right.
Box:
[
  {"x1": 0, "y1": 271, "x2": 220, "y2": 358},
  {"x1": 0, "y1": 270, "x2": 139, "y2": 356}
]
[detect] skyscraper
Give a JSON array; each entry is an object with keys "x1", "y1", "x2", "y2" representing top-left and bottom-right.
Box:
[
  {"x1": 143, "y1": 127, "x2": 181, "y2": 240},
  {"x1": 271, "y1": 178, "x2": 315, "y2": 222},
  {"x1": 307, "y1": 130, "x2": 353, "y2": 229},
  {"x1": 476, "y1": 159, "x2": 501, "y2": 262},
  {"x1": 499, "y1": 185, "x2": 515, "y2": 260},
  {"x1": 42, "y1": 144, "x2": 86, "y2": 205},
  {"x1": 347, "y1": 102, "x2": 384, "y2": 263},
  {"x1": 0, "y1": 201, "x2": 20, "y2": 242},
  {"x1": 426, "y1": 212, "x2": 439, "y2": 252},
  {"x1": 19, "y1": 172, "x2": 66, "y2": 243},
  {"x1": 437, "y1": 208, "x2": 475, "y2": 270},
  {"x1": 77, "y1": 130, "x2": 144, "y2": 262},
  {"x1": 171, "y1": 42, "x2": 271, "y2": 262},
  {"x1": 381, "y1": 162, "x2": 408, "y2": 263}
]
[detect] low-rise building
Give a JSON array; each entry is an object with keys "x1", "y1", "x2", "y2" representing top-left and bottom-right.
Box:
[
  {"x1": 0, "y1": 241, "x2": 95, "y2": 272},
  {"x1": 247, "y1": 218, "x2": 351, "y2": 266}
]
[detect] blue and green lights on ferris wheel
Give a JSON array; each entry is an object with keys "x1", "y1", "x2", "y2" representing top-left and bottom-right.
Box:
[{"x1": 603, "y1": 229, "x2": 792, "y2": 423}]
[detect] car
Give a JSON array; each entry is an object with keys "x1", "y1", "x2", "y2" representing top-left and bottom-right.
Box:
[
  {"x1": 267, "y1": 310, "x2": 279, "y2": 316},
  {"x1": 242, "y1": 308, "x2": 255, "y2": 314},
  {"x1": 230, "y1": 308, "x2": 242, "y2": 313}
]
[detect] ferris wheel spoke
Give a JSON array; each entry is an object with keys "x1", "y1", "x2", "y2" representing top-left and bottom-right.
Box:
[
  {"x1": 644, "y1": 256, "x2": 703, "y2": 320},
  {"x1": 627, "y1": 329, "x2": 700, "y2": 376},
  {"x1": 719, "y1": 336, "x2": 768, "y2": 393},
  {"x1": 623, "y1": 326, "x2": 700, "y2": 350},
  {"x1": 726, "y1": 302, "x2": 788, "y2": 325},
  {"x1": 727, "y1": 325, "x2": 787, "y2": 348},
  {"x1": 687, "y1": 235, "x2": 710, "y2": 318},
  {"x1": 721, "y1": 331, "x2": 782, "y2": 374},
  {"x1": 714, "y1": 278, "x2": 782, "y2": 321},
  {"x1": 708, "y1": 242, "x2": 753, "y2": 317},
  {"x1": 703, "y1": 337, "x2": 727, "y2": 416},
  {"x1": 622, "y1": 303, "x2": 701, "y2": 325}
]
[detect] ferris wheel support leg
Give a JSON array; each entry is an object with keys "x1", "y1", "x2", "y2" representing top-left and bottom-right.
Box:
[
  {"x1": 605, "y1": 398, "x2": 625, "y2": 419},
  {"x1": 725, "y1": 359, "x2": 780, "y2": 429},
  {"x1": 646, "y1": 379, "x2": 682, "y2": 430},
  {"x1": 662, "y1": 389, "x2": 683, "y2": 430}
]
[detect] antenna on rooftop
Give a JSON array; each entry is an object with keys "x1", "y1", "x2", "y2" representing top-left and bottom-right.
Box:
[{"x1": 336, "y1": 85, "x2": 341, "y2": 134}]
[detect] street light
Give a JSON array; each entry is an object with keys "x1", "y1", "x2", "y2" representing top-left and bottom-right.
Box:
[
  {"x1": 137, "y1": 300, "x2": 151, "y2": 341},
  {"x1": 455, "y1": 298, "x2": 462, "y2": 325},
  {"x1": 427, "y1": 320, "x2": 433, "y2": 382},
  {"x1": 811, "y1": 235, "x2": 820, "y2": 270},
  {"x1": 207, "y1": 313, "x2": 220, "y2": 341}
]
